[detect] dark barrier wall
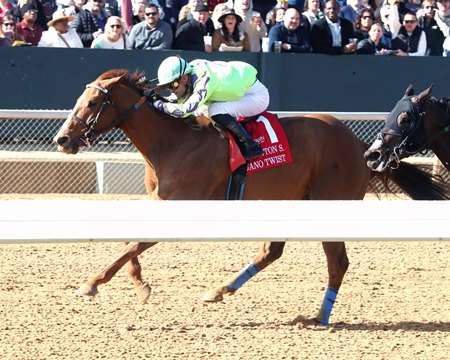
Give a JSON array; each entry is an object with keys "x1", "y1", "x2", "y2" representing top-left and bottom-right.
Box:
[{"x1": 1, "y1": 47, "x2": 449, "y2": 111}]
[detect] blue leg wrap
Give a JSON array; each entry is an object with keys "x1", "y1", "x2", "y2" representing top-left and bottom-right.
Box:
[
  {"x1": 318, "y1": 286, "x2": 338, "y2": 325},
  {"x1": 227, "y1": 263, "x2": 260, "y2": 291}
]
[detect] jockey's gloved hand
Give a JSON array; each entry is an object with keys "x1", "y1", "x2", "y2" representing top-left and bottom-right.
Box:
[{"x1": 143, "y1": 89, "x2": 157, "y2": 102}]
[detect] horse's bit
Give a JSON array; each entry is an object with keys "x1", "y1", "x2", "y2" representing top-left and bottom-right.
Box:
[{"x1": 69, "y1": 83, "x2": 146, "y2": 146}]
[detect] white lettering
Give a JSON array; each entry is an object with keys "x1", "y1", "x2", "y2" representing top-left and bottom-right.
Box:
[
  {"x1": 264, "y1": 154, "x2": 287, "y2": 166},
  {"x1": 263, "y1": 145, "x2": 279, "y2": 156},
  {"x1": 247, "y1": 160, "x2": 265, "y2": 171}
]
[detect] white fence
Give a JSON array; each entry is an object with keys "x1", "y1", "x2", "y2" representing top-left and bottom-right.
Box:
[
  {"x1": 1, "y1": 109, "x2": 438, "y2": 195},
  {"x1": 1, "y1": 200, "x2": 449, "y2": 244}
]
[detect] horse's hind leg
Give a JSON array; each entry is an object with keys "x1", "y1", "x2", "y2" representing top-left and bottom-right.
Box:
[
  {"x1": 76, "y1": 242, "x2": 157, "y2": 303},
  {"x1": 203, "y1": 241, "x2": 286, "y2": 302},
  {"x1": 315, "y1": 242, "x2": 349, "y2": 325}
]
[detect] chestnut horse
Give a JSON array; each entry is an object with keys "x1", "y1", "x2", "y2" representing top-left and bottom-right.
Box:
[
  {"x1": 54, "y1": 70, "x2": 448, "y2": 325},
  {"x1": 365, "y1": 85, "x2": 450, "y2": 174}
]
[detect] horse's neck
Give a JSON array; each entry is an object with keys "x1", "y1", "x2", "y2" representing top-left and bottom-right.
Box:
[
  {"x1": 117, "y1": 104, "x2": 230, "y2": 199},
  {"x1": 118, "y1": 105, "x2": 184, "y2": 164},
  {"x1": 426, "y1": 101, "x2": 450, "y2": 171},
  {"x1": 430, "y1": 134, "x2": 450, "y2": 171}
]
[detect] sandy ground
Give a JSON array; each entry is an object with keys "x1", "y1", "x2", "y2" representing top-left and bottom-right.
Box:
[{"x1": 1, "y1": 196, "x2": 449, "y2": 360}]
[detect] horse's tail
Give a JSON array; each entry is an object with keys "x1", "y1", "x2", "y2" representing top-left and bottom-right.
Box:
[{"x1": 362, "y1": 141, "x2": 450, "y2": 200}]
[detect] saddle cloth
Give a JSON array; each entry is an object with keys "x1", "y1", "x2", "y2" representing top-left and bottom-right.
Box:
[{"x1": 229, "y1": 111, "x2": 293, "y2": 174}]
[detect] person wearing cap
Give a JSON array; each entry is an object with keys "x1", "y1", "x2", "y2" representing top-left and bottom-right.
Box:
[
  {"x1": 37, "y1": 9, "x2": 83, "y2": 47},
  {"x1": 212, "y1": 8, "x2": 250, "y2": 51},
  {"x1": 153, "y1": 56, "x2": 269, "y2": 161},
  {"x1": 8, "y1": 0, "x2": 48, "y2": 30},
  {"x1": 173, "y1": 3, "x2": 215, "y2": 51},
  {"x1": 16, "y1": 3, "x2": 43, "y2": 45}
]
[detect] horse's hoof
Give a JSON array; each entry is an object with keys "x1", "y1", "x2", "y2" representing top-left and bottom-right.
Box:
[
  {"x1": 75, "y1": 283, "x2": 98, "y2": 297},
  {"x1": 202, "y1": 285, "x2": 234, "y2": 302},
  {"x1": 291, "y1": 315, "x2": 325, "y2": 327},
  {"x1": 202, "y1": 289, "x2": 224, "y2": 302},
  {"x1": 136, "y1": 283, "x2": 151, "y2": 304}
]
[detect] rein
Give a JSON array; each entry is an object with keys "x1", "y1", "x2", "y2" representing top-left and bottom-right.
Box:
[{"x1": 70, "y1": 83, "x2": 147, "y2": 146}]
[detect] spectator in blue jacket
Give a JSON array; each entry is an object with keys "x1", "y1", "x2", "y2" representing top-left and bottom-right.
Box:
[{"x1": 268, "y1": 7, "x2": 311, "y2": 52}]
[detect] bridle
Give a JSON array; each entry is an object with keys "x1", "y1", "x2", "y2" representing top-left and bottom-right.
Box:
[
  {"x1": 376, "y1": 96, "x2": 450, "y2": 169},
  {"x1": 69, "y1": 82, "x2": 147, "y2": 146}
]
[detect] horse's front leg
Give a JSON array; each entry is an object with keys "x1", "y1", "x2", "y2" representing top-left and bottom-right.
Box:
[
  {"x1": 203, "y1": 241, "x2": 286, "y2": 302},
  {"x1": 315, "y1": 241, "x2": 349, "y2": 325},
  {"x1": 76, "y1": 242, "x2": 157, "y2": 303},
  {"x1": 127, "y1": 249, "x2": 153, "y2": 304}
]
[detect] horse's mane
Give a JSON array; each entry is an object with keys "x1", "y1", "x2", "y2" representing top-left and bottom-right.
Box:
[
  {"x1": 428, "y1": 95, "x2": 450, "y2": 116},
  {"x1": 97, "y1": 69, "x2": 149, "y2": 95},
  {"x1": 96, "y1": 69, "x2": 208, "y2": 130}
]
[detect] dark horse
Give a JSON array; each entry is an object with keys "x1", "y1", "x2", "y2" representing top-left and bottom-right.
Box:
[
  {"x1": 53, "y1": 70, "x2": 448, "y2": 325},
  {"x1": 365, "y1": 85, "x2": 450, "y2": 173}
]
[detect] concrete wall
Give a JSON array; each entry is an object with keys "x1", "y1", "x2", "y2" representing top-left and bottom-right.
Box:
[{"x1": 1, "y1": 47, "x2": 449, "y2": 112}]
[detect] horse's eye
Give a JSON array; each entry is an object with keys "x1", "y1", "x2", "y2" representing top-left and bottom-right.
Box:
[
  {"x1": 88, "y1": 100, "x2": 97, "y2": 108},
  {"x1": 398, "y1": 113, "x2": 413, "y2": 132}
]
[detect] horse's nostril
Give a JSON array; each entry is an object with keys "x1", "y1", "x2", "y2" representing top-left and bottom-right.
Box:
[
  {"x1": 56, "y1": 136, "x2": 69, "y2": 146},
  {"x1": 365, "y1": 151, "x2": 381, "y2": 162}
]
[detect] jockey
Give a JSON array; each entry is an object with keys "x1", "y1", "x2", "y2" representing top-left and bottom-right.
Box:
[{"x1": 153, "y1": 56, "x2": 270, "y2": 161}]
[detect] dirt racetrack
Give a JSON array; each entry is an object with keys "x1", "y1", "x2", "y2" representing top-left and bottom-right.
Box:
[{"x1": 1, "y1": 197, "x2": 449, "y2": 360}]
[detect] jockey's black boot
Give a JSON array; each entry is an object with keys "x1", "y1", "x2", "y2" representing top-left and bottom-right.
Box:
[{"x1": 212, "y1": 114, "x2": 263, "y2": 161}]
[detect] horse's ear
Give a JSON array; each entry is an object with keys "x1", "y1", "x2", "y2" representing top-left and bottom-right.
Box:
[
  {"x1": 117, "y1": 74, "x2": 128, "y2": 83},
  {"x1": 411, "y1": 85, "x2": 433, "y2": 105},
  {"x1": 403, "y1": 84, "x2": 414, "y2": 98}
]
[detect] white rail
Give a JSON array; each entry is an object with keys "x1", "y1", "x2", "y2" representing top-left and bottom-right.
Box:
[
  {"x1": 1, "y1": 200, "x2": 449, "y2": 244},
  {"x1": 0, "y1": 110, "x2": 389, "y2": 121}
]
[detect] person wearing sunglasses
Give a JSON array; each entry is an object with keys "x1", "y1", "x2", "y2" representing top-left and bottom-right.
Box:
[
  {"x1": 153, "y1": 56, "x2": 269, "y2": 161},
  {"x1": 129, "y1": 3, "x2": 173, "y2": 49},
  {"x1": 0, "y1": 14, "x2": 26, "y2": 46},
  {"x1": 38, "y1": 9, "x2": 83, "y2": 47},
  {"x1": 8, "y1": 0, "x2": 49, "y2": 30},
  {"x1": 391, "y1": 11, "x2": 427, "y2": 56},
  {"x1": 354, "y1": 8, "x2": 375, "y2": 42},
  {"x1": 91, "y1": 16, "x2": 130, "y2": 49},
  {"x1": 69, "y1": 0, "x2": 108, "y2": 47}
]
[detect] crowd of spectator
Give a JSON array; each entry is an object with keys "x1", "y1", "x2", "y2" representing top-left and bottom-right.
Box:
[{"x1": 1, "y1": 0, "x2": 449, "y2": 55}]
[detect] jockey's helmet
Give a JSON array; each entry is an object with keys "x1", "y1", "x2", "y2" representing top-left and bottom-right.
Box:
[{"x1": 157, "y1": 56, "x2": 192, "y2": 86}]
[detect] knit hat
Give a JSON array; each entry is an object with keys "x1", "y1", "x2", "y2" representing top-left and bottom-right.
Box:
[{"x1": 21, "y1": 4, "x2": 38, "y2": 17}]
